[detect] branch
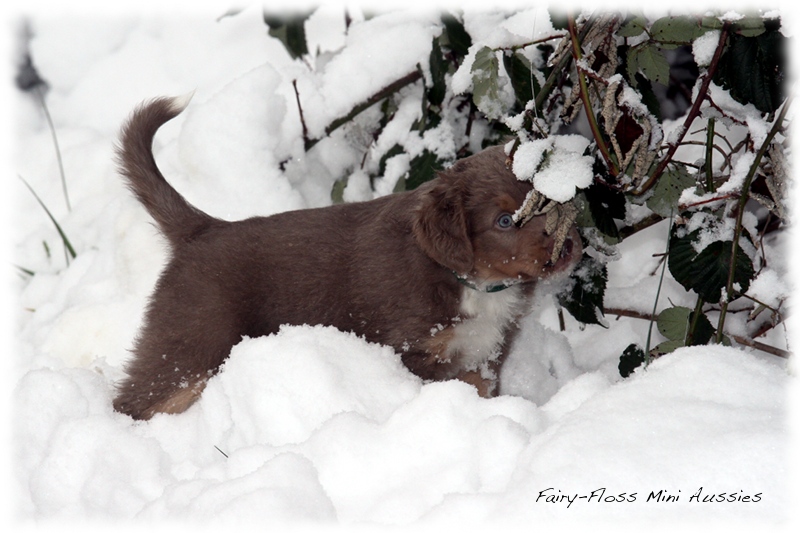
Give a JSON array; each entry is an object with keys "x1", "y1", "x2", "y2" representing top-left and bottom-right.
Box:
[
  {"x1": 604, "y1": 307, "x2": 790, "y2": 359},
  {"x1": 304, "y1": 70, "x2": 423, "y2": 152},
  {"x1": 633, "y1": 23, "x2": 730, "y2": 196}
]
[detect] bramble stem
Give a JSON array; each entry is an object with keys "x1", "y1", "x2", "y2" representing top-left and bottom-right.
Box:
[
  {"x1": 567, "y1": 14, "x2": 618, "y2": 177},
  {"x1": 716, "y1": 95, "x2": 792, "y2": 343}
]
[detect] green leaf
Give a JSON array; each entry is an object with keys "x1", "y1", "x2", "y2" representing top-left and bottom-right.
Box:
[
  {"x1": 619, "y1": 343, "x2": 646, "y2": 377},
  {"x1": 471, "y1": 46, "x2": 506, "y2": 119},
  {"x1": 440, "y1": 13, "x2": 472, "y2": 59},
  {"x1": 650, "y1": 15, "x2": 704, "y2": 44},
  {"x1": 657, "y1": 306, "x2": 692, "y2": 340},
  {"x1": 668, "y1": 229, "x2": 755, "y2": 303},
  {"x1": 628, "y1": 44, "x2": 670, "y2": 86},
  {"x1": 655, "y1": 306, "x2": 716, "y2": 351},
  {"x1": 557, "y1": 255, "x2": 607, "y2": 326},
  {"x1": 619, "y1": 15, "x2": 648, "y2": 38},
  {"x1": 651, "y1": 339, "x2": 685, "y2": 356},
  {"x1": 646, "y1": 165, "x2": 696, "y2": 217},
  {"x1": 714, "y1": 27, "x2": 787, "y2": 114},
  {"x1": 733, "y1": 16, "x2": 767, "y2": 38}
]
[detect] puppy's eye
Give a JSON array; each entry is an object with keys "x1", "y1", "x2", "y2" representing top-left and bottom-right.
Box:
[{"x1": 496, "y1": 213, "x2": 514, "y2": 229}]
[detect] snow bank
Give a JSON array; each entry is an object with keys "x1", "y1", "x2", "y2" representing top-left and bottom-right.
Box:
[
  {"x1": 10, "y1": 4, "x2": 793, "y2": 530},
  {"x1": 15, "y1": 326, "x2": 789, "y2": 525}
]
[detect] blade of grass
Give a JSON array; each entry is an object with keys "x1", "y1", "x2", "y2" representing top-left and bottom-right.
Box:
[
  {"x1": 34, "y1": 85, "x2": 71, "y2": 212},
  {"x1": 18, "y1": 174, "x2": 77, "y2": 263}
]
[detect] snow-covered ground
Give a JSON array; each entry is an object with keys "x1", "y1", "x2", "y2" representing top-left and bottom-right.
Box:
[{"x1": 7, "y1": 3, "x2": 797, "y2": 531}]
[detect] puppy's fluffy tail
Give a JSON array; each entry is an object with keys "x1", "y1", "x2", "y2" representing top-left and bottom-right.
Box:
[{"x1": 117, "y1": 94, "x2": 217, "y2": 246}]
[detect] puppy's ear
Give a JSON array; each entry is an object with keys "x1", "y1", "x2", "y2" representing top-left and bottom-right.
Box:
[{"x1": 413, "y1": 176, "x2": 473, "y2": 274}]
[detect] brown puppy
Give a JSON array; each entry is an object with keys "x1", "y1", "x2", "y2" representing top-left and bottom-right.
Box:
[{"x1": 113, "y1": 96, "x2": 581, "y2": 420}]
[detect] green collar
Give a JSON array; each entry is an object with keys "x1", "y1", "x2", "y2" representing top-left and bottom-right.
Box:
[{"x1": 453, "y1": 272, "x2": 519, "y2": 293}]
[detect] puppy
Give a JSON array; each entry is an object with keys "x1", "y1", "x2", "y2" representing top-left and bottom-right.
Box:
[{"x1": 113, "y1": 96, "x2": 581, "y2": 420}]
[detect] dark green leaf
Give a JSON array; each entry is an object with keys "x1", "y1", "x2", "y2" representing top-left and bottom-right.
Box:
[
  {"x1": 668, "y1": 229, "x2": 755, "y2": 302},
  {"x1": 619, "y1": 343, "x2": 646, "y2": 377},
  {"x1": 405, "y1": 149, "x2": 444, "y2": 190},
  {"x1": 557, "y1": 255, "x2": 607, "y2": 326},
  {"x1": 688, "y1": 310, "x2": 715, "y2": 345},
  {"x1": 440, "y1": 13, "x2": 472, "y2": 59},
  {"x1": 714, "y1": 28, "x2": 787, "y2": 114},
  {"x1": 378, "y1": 144, "x2": 404, "y2": 177},
  {"x1": 264, "y1": 12, "x2": 311, "y2": 59},
  {"x1": 646, "y1": 165, "x2": 696, "y2": 216},
  {"x1": 427, "y1": 38, "x2": 447, "y2": 107},
  {"x1": 503, "y1": 52, "x2": 538, "y2": 106},
  {"x1": 548, "y1": 9, "x2": 569, "y2": 31},
  {"x1": 585, "y1": 182, "x2": 625, "y2": 242}
]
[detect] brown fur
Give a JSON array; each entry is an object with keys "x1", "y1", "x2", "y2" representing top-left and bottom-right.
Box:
[{"x1": 112, "y1": 97, "x2": 581, "y2": 419}]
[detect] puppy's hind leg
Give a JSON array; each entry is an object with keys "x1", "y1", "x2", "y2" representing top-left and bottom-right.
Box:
[{"x1": 113, "y1": 313, "x2": 240, "y2": 420}]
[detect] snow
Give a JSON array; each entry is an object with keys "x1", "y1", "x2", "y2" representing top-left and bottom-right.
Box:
[
  {"x1": 512, "y1": 135, "x2": 594, "y2": 202},
  {"x1": 8, "y1": 3, "x2": 795, "y2": 531}
]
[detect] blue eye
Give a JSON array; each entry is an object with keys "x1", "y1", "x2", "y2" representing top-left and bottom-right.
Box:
[{"x1": 496, "y1": 213, "x2": 514, "y2": 229}]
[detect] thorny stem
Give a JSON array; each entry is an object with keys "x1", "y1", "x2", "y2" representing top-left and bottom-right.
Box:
[
  {"x1": 715, "y1": 95, "x2": 792, "y2": 343},
  {"x1": 567, "y1": 14, "x2": 619, "y2": 177},
  {"x1": 634, "y1": 23, "x2": 730, "y2": 196}
]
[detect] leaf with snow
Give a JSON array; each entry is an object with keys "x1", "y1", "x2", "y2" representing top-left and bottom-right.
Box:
[
  {"x1": 557, "y1": 255, "x2": 607, "y2": 327},
  {"x1": 471, "y1": 46, "x2": 508, "y2": 120},
  {"x1": 713, "y1": 27, "x2": 787, "y2": 115},
  {"x1": 512, "y1": 136, "x2": 593, "y2": 203},
  {"x1": 618, "y1": 343, "x2": 646, "y2": 378}
]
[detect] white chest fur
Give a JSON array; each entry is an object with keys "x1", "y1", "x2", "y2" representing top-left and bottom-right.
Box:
[{"x1": 446, "y1": 285, "x2": 530, "y2": 370}]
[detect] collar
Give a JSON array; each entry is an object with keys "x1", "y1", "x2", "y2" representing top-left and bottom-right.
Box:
[{"x1": 453, "y1": 272, "x2": 522, "y2": 293}]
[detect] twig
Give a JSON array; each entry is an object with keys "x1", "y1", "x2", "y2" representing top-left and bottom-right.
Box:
[
  {"x1": 729, "y1": 334, "x2": 790, "y2": 359},
  {"x1": 292, "y1": 79, "x2": 309, "y2": 147}
]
